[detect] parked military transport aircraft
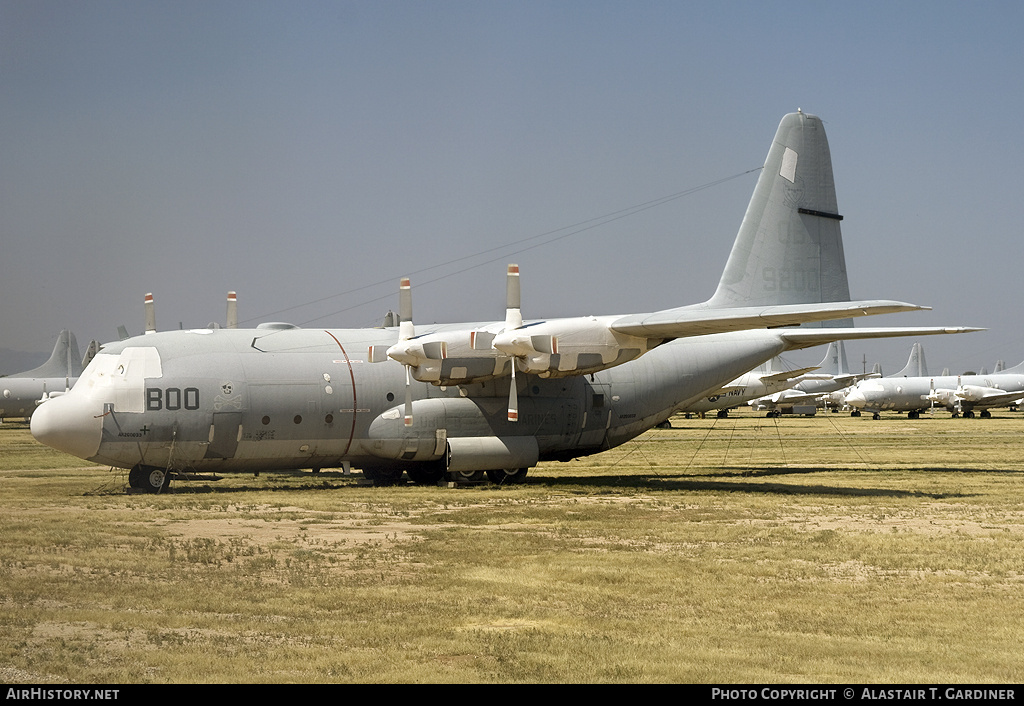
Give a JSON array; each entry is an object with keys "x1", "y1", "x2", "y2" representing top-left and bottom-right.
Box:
[
  {"x1": 31, "y1": 111, "x2": 979, "y2": 491},
  {"x1": 1, "y1": 330, "x2": 89, "y2": 421}
]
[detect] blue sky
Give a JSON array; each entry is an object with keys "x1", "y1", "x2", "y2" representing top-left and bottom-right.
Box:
[{"x1": 3, "y1": 1, "x2": 1023, "y2": 375}]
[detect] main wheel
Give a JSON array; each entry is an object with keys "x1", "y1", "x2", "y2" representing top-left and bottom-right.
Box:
[
  {"x1": 407, "y1": 465, "x2": 445, "y2": 486},
  {"x1": 362, "y1": 468, "x2": 404, "y2": 486},
  {"x1": 449, "y1": 469, "x2": 486, "y2": 483},
  {"x1": 486, "y1": 467, "x2": 529, "y2": 485},
  {"x1": 128, "y1": 465, "x2": 170, "y2": 493}
]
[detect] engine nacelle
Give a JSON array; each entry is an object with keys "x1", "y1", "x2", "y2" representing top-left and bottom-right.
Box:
[
  {"x1": 956, "y1": 384, "x2": 1000, "y2": 402},
  {"x1": 492, "y1": 316, "x2": 656, "y2": 378}
]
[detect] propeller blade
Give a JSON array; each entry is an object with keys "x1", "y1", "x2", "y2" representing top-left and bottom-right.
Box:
[
  {"x1": 226, "y1": 291, "x2": 238, "y2": 329},
  {"x1": 421, "y1": 341, "x2": 447, "y2": 360},
  {"x1": 530, "y1": 334, "x2": 558, "y2": 355},
  {"x1": 508, "y1": 361, "x2": 519, "y2": 422},
  {"x1": 398, "y1": 277, "x2": 414, "y2": 341},
  {"x1": 505, "y1": 264, "x2": 523, "y2": 331},
  {"x1": 144, "y1": 293, "x2": 156, "y2": 334},
  {"x1": 470, "y1": 330, "x2": 495, "y2": 351},
  {"x1": 367, "y1": 345, "x2": 389, "y2": 363},
  {"x1": 404, "y1": 365, "x2": 413, "y2": 427}
]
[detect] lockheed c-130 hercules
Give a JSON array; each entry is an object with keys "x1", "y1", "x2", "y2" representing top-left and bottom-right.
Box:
[{"x1": 31, "y1": 111, "x2": 978, "y2": 491}]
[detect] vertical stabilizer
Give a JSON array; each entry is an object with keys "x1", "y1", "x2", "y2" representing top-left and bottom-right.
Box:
[
  {"x1": 10, "y1": 330, "x2": 83, "y2": 379},
  {"x1": 893, "y1": 343, "x2": 928, "y2": 378},
  {"x1": 816, "y1": 341, "x2": 850, "y2": 377},
  {"x1": 707, "y1": 111, "x2": 850, "y2": 316}
]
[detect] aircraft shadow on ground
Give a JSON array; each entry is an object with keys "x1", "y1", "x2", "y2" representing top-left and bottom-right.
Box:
[
  {"x1": 94, "y1": 465, "x2": 1024, "y2": 499},
  {"x1": 525, "y1": 466, "x2": 1020, "y2": 498}
]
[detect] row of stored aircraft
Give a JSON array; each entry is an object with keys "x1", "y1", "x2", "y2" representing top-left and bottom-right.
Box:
[
  {"x1": 681, "y1": 340, "x2": 878, "y2": 417},
  {"x1": 27, "y1": 111, "x2": 981, "y2": 490},
  {"x1": 842, "y1": 344, "x2": 1024, "y2": 419},
  {"x1": 690, "y1": 339, "x2": 1024, "y2": 420}
]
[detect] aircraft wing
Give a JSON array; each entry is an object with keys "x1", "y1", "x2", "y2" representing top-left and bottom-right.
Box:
[
  {"x1": 609, "y1": 300, "x2": 930, "y2": 339},
  {"x1": 957, "y1": 388, "x2": 1024, "y2": 407}
]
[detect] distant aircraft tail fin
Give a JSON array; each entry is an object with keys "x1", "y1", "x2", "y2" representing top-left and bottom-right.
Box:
[
  {"x1": 706, "y1": 110, "x2": 851, "y2": 321},
  {"x1": 892, "y1": 342, "x2": 928, "y2": 377},
  {"x1": 82, "y1": 340, "x2": 100, "y2": 369},
  {"x1": 11, "y1": 330, "x2": 83, "y2": 379},
  {"x1": 999, "y1": 359, "x2": 1024, "y2": 374},
  {"x1": 816, "y1": 341, "x2": 850, "y2": 377}
]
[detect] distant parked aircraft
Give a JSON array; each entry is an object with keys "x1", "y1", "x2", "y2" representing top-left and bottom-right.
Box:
[{"x1": 1, "y1": 331, "x2": 86, "y2": 420}]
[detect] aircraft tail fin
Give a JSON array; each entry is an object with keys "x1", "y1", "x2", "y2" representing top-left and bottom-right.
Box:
[
  {"x1": 999, "y1": 359, "x2": 1024, "y2": 374},
  {"x1": 706, "y1": 110, "x2": 851, "y2": 320},
  {"x1": 816, "y1": 341, "x2": 850, "y2": 377},
  {"x1": 10, "y1": 330, "x2": 83, "y2": 379},
  {"x1": 82, "y1": 340, "x2": 100, "y2": 369},
  {"x1": 892, "y1": 342, "x2": 928, "y2": 377}
]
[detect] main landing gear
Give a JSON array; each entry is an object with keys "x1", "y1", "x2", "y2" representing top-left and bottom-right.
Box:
[
  {"x1": 485, "y1": 468, "x2": 529, "y2": 485},
  {"x1": 128, "y1": 465, "x2": 171, "y2": 493},
  {"x1": 365, "y1": 466, "x2": 530, "y2": 486}
]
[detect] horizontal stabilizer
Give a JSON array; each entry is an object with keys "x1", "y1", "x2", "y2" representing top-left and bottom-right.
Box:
[
  {"x1": 777, "y1": 326, "x2": 983, "y2": 351},
  {"x1": 610, "y1": 300, "x2": 930, "y2": 339},
  {"x1": 759, "y1": 366, "x2": 819, "y2": 384}
]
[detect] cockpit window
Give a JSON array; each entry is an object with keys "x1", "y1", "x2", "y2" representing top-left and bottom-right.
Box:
[{"x1": 77, "y1": 348, "x2": 163, "y2": 413}]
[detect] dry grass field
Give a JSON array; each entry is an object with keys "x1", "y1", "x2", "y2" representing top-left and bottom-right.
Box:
[{"x1": 2, "y1": 408, "x2": 1023, "y2": 683}]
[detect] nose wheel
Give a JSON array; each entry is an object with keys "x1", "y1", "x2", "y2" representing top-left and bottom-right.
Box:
[{"x1": 128, "y1": 465, "x2": 171, "y2": 493}]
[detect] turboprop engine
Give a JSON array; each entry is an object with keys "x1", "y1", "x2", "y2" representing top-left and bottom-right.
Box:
[{"x1": 371, "y1": 266, "x2": 662, "y2": 422}]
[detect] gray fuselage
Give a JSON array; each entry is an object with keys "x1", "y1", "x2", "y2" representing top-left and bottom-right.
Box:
[{"x1": 32, "y1": 325, "x2": 786, "y2": 475}]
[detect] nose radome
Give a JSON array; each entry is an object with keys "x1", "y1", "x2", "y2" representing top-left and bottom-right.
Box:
[
  {"x1": 844, "y1": 389, "x2": 866, "y2": 408},
  {"x1": 30, "y1": 393, "x2": 103, "y2": 460}
]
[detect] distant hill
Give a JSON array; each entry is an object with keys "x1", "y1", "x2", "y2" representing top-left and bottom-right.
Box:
[{"x1": 0, "y1": 348, "x2": 48, "y2": 377}]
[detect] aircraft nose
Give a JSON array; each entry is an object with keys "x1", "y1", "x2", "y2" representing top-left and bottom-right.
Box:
[
  {"x1": 844, "y1": 388, "x2": 866, "y2": 408},
  {"x1": 31, "y1": 393, "x2": 104, "y2": 460}
]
